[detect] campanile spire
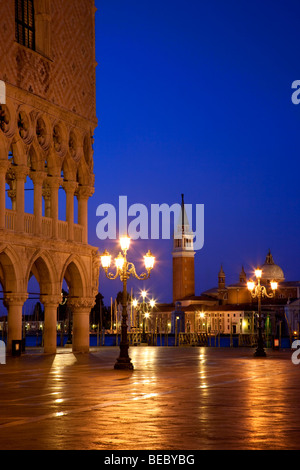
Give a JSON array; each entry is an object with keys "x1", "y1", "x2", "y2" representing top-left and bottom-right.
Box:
[{"x1": 172, "y1": 195, "x2": 195, "y2": 302}]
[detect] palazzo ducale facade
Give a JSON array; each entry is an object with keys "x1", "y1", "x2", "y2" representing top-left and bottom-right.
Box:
[{"x1": 0, "y1": 0, "x2": 99, "y2": 354}]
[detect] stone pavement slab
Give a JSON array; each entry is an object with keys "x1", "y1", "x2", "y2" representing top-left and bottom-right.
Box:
[{"x1": 0, "y1": 346, "x2": 299, "y2": 450}]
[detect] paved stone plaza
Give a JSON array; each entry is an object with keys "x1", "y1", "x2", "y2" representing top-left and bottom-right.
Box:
[{"x1": 0, "y1": 346, "x2": 300, "y2": 450}]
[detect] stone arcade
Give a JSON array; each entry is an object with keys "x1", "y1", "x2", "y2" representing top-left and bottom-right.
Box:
[{"x1": 0, "y1": 0, "x2": 99, "y2": 354}]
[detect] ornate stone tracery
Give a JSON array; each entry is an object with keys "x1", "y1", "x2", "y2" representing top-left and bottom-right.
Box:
[
  {"x1": 0, "y1": 105, "x2": 10, "y2": 133},
  {"x1": 0, "y1": 0, "x2": 99, "y2": 356}
]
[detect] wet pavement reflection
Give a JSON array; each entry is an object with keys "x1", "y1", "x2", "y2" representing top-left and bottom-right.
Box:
[{"x1": 0, "y1": 347, "x2": 300, "y2": 450}]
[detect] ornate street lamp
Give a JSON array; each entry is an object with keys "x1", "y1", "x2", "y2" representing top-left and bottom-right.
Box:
[
  {"x1": 100, "y1": 237, "x2": 155, "y2": 370},
  {"x1": 59, "y1": 291, "x2": 70, "y2": 344},
  {"x1": 132, "y1": 291, "x2": 156, "y2": 343},
  {"x1": 247, "y1": 268, "x2": 278, "y2": 357},
  {"x1": 199, "y1": 311, "x2": 205, "y2": 332}
]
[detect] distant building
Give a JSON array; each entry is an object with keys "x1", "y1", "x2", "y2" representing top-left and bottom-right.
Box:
[
  {"x1": 172, "y1": 194, "x2": 195, "y2": 303},
  {"x1": 148, "y1": 197, "x2": 299, "y2": 339},
  {"x1": 201, "y1": 250, "x2": 299, "y2": 306},
  {"x1": 285, "y1": 299, "x2": 300, "y2": 337}
]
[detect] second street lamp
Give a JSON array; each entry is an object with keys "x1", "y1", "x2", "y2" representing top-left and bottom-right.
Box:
[
  {"x1": 100, "y1": 237, "x2": 155, "y2": 370},
  {"x1": 132, "y1": 291, "x2": 156, "y2": 343},
  {"x1": 247, "y1": 268, "x2": 278, "y2": 357}
]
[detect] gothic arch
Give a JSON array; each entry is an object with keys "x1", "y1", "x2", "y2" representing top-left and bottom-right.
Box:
[
  {"x1": 10, "y1": 135, "x2": 28, "y2": 166},
  {"x1": 17, "y1": 104, "x2": 35, "y2": 146},
  {"x1": 0, "y1": 133, "x2": 10, "y2": 160},
  {"x1": 76, "y1": 157, "x2": 92, "y2": 186},
  {"x1": 83, "y1": 132, "x2": 93, "y2": 167},
  {"x1": 52, "y1": 120, "x2": 68, "y2": 159},
  {"x1": 62, "y1": 153, "x2": 77, "y2": 182},
  {"x1": 0, "y1": 245, "x2": 23, "y2": 293},
  {"x1": 0, "y1": 98, "x2": 17, "y2": 140},
  {"x1": 45, "y1": 148, "x2": 61, "y2": 177},
  {"x1": 26, "y1": 249, "x2": 59, "y2": 296},
  {"x1": 28, "y1": 142, "x2": 42, "y2": 171},
  {"x1": 68, "y1": 127, "x2": 82, "y2": 164},
  {"x1": 60, "y1": 254, "x2": 89, "y2": 298},
  {"x1": 35, "y1": 113, "x2": 52, "y2": 153}
]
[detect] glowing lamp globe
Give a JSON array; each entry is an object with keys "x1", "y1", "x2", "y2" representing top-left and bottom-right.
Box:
[
  {"x1": 141, "y1": 290, "x2": 147, "y2": 300},
  {"x1": 120, "y1": 236, "x2": 130, "y2": 252},
  {"x1": 255, "y1": 268, "x2": 262, "y2": 279},
  {"x1": 144, "y1": 250, "x2": 155, "y2": 271},
  {"x1": 270, "y1": 281, "x2": 278, "y2": 291},
  {"x1": 100, "y1": 250, "x2": 111, "y2": 269},
  {"x1": 115, "y1": 253, "x2": 125, "y2": 271}
]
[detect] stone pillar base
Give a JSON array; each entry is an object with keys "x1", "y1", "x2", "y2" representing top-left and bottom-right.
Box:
[
  {"x1": 41, "y1": 296, "x2": 61, "y2": 354},
  {"x1": 69, "y1": 298, "x2": 95, "y2": 353},
  {"x1": 5, "y1": 294, "x2": 28, "y2": 354}
]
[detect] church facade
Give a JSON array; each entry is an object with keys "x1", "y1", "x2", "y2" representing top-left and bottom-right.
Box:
[{"x1": 149, "y1": 198, "x2": 299, "y2": 340}]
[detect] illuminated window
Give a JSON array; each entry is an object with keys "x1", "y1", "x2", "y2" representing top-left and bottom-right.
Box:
[{"x1": 15, "y1": 0, "x2": 35, "y2": 50}]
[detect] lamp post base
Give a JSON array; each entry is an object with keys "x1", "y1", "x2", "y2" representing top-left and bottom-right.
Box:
[
  {"x1": 141, "y1": 333, "x2": 148, "y2": 344},
  {"x1": 254, "y1": 347, "x2": 266, "y2": 357},
  {"x1": 255, "y1": 324, "x2": 266, "y2": 357},
  {"x1": 114, "y1": 357, "x2": 134, "y2": 370}
]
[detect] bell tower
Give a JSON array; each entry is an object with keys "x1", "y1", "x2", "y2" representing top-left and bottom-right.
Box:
[{"x1": 172, "y1": 195, "x2": 195, "y2": 302}]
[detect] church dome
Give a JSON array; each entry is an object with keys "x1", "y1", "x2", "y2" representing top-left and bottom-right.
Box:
[{"x1": 261, "y1": 250, "x2": 285, "y2": 281}]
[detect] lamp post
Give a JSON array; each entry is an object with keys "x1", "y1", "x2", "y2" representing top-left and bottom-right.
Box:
[
  {"x1": 199, "y1": 311, "x2": 206, "y2": 333},
  {"x1": 247, "y1": 268, "x2": 278, "y2": 357},
  {"x1": 59, "y1": 291, "x2": 70, "y2": 345},
  {"x1": 132, "y1": 291, "x2": 156, "y2": 343},
  {"x1": 100, "y1": 237, "x2": 155, "y2": 370}
]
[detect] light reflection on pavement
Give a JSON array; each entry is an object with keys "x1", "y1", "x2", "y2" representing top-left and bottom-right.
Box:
[{"x1": 0, "y1": 346, "x2": 299, "y2": 450}]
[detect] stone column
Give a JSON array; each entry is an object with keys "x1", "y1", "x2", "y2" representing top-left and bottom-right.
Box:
[
  {"x1": 0, "y1": 160, "x2": 9, "y2": 229},
  {"x1": 14, "y1": 165, "x2": 29, "y2": 232},
  {"x1": 47, "y1": 176, "x2": 62, "y2": 238},
  {"x1": 30, "y1": 171, "x2": 46, "y2": 235},
  {"x1": 5, "y1": 294, "x2": 28, "y2": 354},
  {"x1": 5, "y1": 167, "x2": 17, "y2": 214},
  {"x1": 42, "y1": 184, "x2": 51, "y2": 218},
  {"x1": 76, "y1": 186, "x2": 94, "y2": 244},
  {"x1": 63, "y1": 181, "x2": 78, "y2": 241},
  {"x1": 41, "y1": 295, "x2": 61, "y2": 354},
  {"x1": 69, "y1": 298, "x2": 95, "y2": 353}
]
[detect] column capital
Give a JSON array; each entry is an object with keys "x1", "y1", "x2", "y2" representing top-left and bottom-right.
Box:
[
  {"x1": 63, "y1": 180, "x2": 78, "y2": 194},
  {"x1": 30, "y1": 170, "x2": 47, "y2": 185},
  {"x1": 76, "y1": 185, "x2": 94, "y2": 200},
  {"x1": 13, "y1": 165, "x2": 30, "y2": 181},
  {"x1": 4, "y1": 293, "x2": 28, "y2": 306},
  {"x1": 7, "y1": 189, "x2": 16, "y2": 199},
  {"x1": 68, "y1": 297, "x2": 95, "y2": 310},
  {"x1": 0, "y1": 159, "x2": 10, "y2": 174},
  {"x1": 40, "y1": 294, "x2": 62, "y2": 307},
  {"x1": 46, "y1": 175, "x2": 63, "y2": 189}
]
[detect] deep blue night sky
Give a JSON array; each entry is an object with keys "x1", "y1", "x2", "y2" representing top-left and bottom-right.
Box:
[{"x1": 88, "y1": 0, "x2": 300, "y2": 305}]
